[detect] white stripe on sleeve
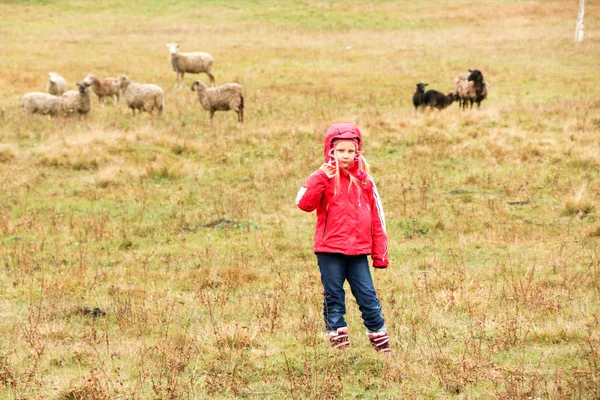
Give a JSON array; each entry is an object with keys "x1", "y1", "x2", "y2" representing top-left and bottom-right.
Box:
[
  {"x1": 295, "y1": 186, "x2": 308, "y2": 205},
  {"x1": 369, "y1": 177, "x2": 386, "y2": 234}
]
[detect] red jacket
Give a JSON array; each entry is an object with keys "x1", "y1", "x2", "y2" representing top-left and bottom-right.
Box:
[{"x1": 296, "y1": 124, "x2": 389, "y2": 268}]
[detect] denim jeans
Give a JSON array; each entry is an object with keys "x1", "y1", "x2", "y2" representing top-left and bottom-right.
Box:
[{"x1": 316, "y1": 252, "x2": 385, "y2": 332}]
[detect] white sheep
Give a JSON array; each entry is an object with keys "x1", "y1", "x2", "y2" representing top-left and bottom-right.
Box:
[
  {"x1": 167, "y1": 43, "x2": 215, "y2": 87},
  {"x1": 22, "y1": 92, "x2": 62, "y2": 116},
  {"x1": 118, "y1": 74, "x2": 165, "y2": 116},
  {"x1": 47, "y1": 72, "x2": 67, "y2": 96},
  {"x1": 454, "y1": 69, "x2": 488, "y2": 109},
  {"x1": 191, "y1": 80, "x2": 244, "y2": 123},
  {"x1": 82, "y1": 74, "x2": 120, "y2": 107},
  {"x1": 61, "y1": 82, "x2": 92, "y2": 118}
]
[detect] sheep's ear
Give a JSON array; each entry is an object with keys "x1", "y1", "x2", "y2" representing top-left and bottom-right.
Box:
[{"x1": 468, "y1": 69, "x2": 473, "y2": 72}]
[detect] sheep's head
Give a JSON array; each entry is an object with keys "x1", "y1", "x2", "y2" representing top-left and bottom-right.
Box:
[
  {"x1": 191, "y1": 80, "x2": 207, "y2": 92},
  {"x1": 467, "y1": 70, "x2": 483, "y2": 82},
  {"x1": 118, "y1": 74, "x2": 130, "y2": 88},
  {"x1": 76, "y1": 82, "x2": 89, "y2": 93},
  {"x1": 48, "y1": 72, "x2": 61, "y2": 83},
  {"x1": 416, "y1": 83, "x2": 428, "y2": 92},
  {"x1": 166, "y1": 43, "x2": 180, "y2": 55},
  {"x1": 82, "y1": 74, "x2": 96, "y2": 86}
]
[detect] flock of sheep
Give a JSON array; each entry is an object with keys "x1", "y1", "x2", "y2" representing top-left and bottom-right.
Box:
[
  {"x1": 21, "y1": 43, "x2": 487, "y2": 122},
  {"x1": 20, "y1": 43, "x2": 245, "y2": 123},
  {"x1": 412, "y1": 69, "x2": 488, "y2": 111}
]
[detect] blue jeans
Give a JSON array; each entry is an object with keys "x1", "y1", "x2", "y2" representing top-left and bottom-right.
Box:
[{"x1": 316, "y1": 253, "x2": 385, "y2": 332}]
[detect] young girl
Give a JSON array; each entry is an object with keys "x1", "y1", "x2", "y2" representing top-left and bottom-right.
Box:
[{"x1": 296, "y1": 123, "x2": 392, "y2": 354}]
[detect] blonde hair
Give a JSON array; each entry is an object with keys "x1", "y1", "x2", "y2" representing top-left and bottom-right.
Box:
[{"x1": 333, "y1": 154, "x2": 370, "y2": 196}]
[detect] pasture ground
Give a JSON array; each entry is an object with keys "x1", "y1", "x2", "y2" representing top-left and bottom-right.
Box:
[{"x1": 1, "y1": 0, "x2": 599, "y2": 398}]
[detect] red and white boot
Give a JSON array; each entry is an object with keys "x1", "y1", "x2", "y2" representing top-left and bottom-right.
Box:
[
  {"x1": 367, "y1": 330, "x2": 394, "y2": 355},
  {"x1": 328, "y1": 327, "x2": 350, "y2": 349}
]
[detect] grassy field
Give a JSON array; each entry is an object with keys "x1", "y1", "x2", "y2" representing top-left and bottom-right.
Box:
[{"x1": 1, "y1": 0, "x2": 600, "y2": 398}]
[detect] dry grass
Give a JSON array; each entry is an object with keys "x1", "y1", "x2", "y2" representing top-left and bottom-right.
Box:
[{"x1": 1, "y1": 0, "x2": 600, "y2": 398}]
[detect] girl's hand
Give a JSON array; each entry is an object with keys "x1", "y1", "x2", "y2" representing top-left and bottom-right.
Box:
[{"x1": 319, "y1": 163, "x2": 336, "y2": 178}]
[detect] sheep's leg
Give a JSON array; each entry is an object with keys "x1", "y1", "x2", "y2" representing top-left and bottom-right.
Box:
[
  {"x1": 209, "y1": 109, "x2": 215, "y2": 123},
  {"x1": 100, "y1": 96, "x2": 105, "y2": 108},
  {"x1": 208, "y1": 73, "x2": 215, "y2": 87}
]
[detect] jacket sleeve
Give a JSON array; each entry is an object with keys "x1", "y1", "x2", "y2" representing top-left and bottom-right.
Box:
[
  {"x1": 369, "y1": 179, "x2": 389, "y2": 268},
  {"x1": 296, "y1": 169, "x2": 329, "y2": 212}
]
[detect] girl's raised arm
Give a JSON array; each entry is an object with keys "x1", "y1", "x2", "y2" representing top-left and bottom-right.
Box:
[{"x1": 296, "y1": 168, "x2": 330, "y2": 212}]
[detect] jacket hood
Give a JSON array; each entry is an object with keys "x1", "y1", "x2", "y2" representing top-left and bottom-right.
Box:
[{"x1": 324, "y1": 123, "x2": 363, "y2": 163}]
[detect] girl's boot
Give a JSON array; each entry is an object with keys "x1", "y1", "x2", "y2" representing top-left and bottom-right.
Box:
[
  {"x1": 328, "y1": 327, "x2": 350, "y2": 349},
  {"x1": 367, "y1": 331, "x2": 394, "y2": 355}
]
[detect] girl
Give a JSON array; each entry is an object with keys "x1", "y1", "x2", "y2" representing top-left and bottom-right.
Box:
[{"x1": 296, "y1": 123, "x2": 392, "y2": 354}]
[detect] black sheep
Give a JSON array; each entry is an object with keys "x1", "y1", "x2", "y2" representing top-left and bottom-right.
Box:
[
  {"x1": 412, "y1": 82, "x2": 428, "y2": 111},
  {"x1": 423, "y1": 90, "x2": 456, "y2": 110}
]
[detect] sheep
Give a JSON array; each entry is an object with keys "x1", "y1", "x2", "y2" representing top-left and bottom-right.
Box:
[
  {"x1": 22, "y1": 92, "x2": 62, "y2": 116},
  {"x1": 118, "y1": 74, "x2": 165, "y2": 116},
  {"x1": 412, "y1": 82, "x2": 428, "y2": 112},
  {"x1": 191, "y1": 80, "x2": 244, "y2": 123},
  {"x1": 47, "y1": 72, "x2": 67, "y2": 96},
  {"x1": 454, "y1": 69, "x2": 488, "y2": 109},
  {"x1": 468, "y1": 69, "x2": 488, "y2": 108},
  {"x1": 82, "y1": 74, "x2": 120, "y2": 107},
  {"x1": 166, "y1": 43, "x2": 215, "y2": 87},
  {"x1": 61, "y1": 82, "x2": 92, "y2": 118},
  {"x1": 423, "y1": 90, "x2": 456, "y2": 110}
]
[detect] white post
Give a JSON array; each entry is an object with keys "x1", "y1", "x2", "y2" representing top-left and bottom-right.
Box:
[{"x1": 575, "y1": 0, "x2": 584, "y2": 43}]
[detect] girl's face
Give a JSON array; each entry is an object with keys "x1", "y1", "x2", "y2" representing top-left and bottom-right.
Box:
[{"x1": 334, "y1": 140, "x2": 356, "y2": 170}]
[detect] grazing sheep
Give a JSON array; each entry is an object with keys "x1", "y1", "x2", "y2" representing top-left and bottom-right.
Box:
[
  {"x1": 61, "y1": 82, "x2": 92, "y2": 118},
  {"x1": 454, "y1": 69, "x2": 488, "y2": 109},
  {"x1": 167, "y1": 43, "x2": 215, "y2": 87},
  {"x1": 82, "y1": 74, "x2": 120, "y2": 107},
  {"x1": 118, "y1": 74, "x2": 165, "y2": 116},
  {"x1": 423, "y1": 90, "x2": 456, "y2": 110},
  {"x1": 47, "y1": 72, "x2": 67, "y2": 96},
  {"x1": 412, "y1": 83, "x2": 428, "y2": 111},
  {"x1": 191, "y1": 80, "x2": 244, "y2": 123},
  {"x1": 22, "y1": 92, "x2": 62, "y2": 116}
]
